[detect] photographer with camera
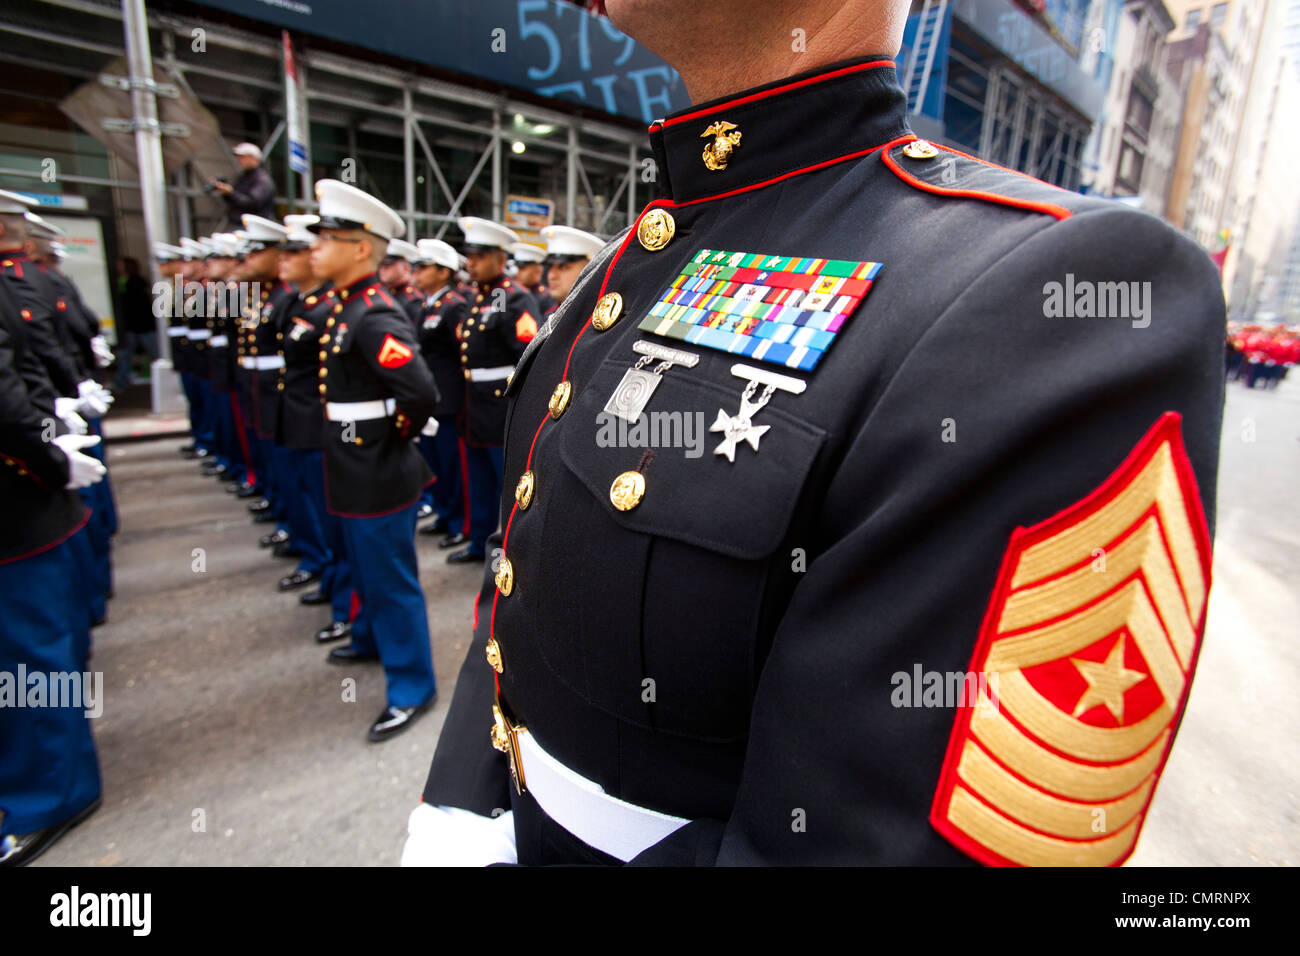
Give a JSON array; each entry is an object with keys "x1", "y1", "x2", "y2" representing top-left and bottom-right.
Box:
[{"x1": 208, "y1": 142, "x2": 276, "y2": 224}]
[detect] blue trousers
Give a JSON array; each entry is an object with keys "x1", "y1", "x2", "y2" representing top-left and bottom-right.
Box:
[
  {"x1": 464, "y1": 444, "x2": 505, "y2": 556},
  {"x1": 341, "y1": 503, "x2": 436, "y2": 708},
  {"x1": 66, "y1": 525, "x2": 106, "y2": 640},
  {"x1": 0, "y1": 537, "x2": 102, "y2": 835},
  {"x1": 193, "y1": 377, "x2": 216, "y2": 451},
  {"x1": 212, "y1": 392, "x2": 247, "y2": 483},
  {"x1": 273, "y1": 444, "x2": 328, "y2": 576},
  {"x1": 421, "y1": 417, "x2": 464, "y2": 534},
  {"x1": 299, "y1": 449, "x2": 353, "y2": 624},
  {"x1": 180, "y1": 370, "x2": 202, "y2": 441}
]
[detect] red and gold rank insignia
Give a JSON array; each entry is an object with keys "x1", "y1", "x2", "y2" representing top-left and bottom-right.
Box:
[
  {"x1": 376, "y1": 334, "x2": 413, "y2": 368},
  {"x1": 931, "y1": 412, "x2": 1211, "y2": 866},
  {"x1": 515, "y1": 311, "x2": 538, "y2": 342}
]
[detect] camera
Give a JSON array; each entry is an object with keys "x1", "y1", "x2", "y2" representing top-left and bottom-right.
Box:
[{"x1": 203, "y1": 176, "x2": 229, "y2": 195}]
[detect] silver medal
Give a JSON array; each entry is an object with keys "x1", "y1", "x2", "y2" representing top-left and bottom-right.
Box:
[{"x1": 604, "y1": 340, "x2": 701, "y2": 423}]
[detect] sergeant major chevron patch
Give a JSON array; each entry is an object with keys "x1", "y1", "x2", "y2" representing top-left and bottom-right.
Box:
[{"x1": 931, "y1": 412, "x2": 1211, "y2": 866}]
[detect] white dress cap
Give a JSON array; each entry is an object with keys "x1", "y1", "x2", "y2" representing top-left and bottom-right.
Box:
[
  {"x1": 0, "y1": 189, "x2": 35, "y2": 215},
  {"x1": 510, "y1": 242, "x2": 547, "y2": 264},
  {"x1": 311, "y1": 179, "x2": 404, "y2": 241},
  {"x1": 457, "y1": 217, "x2": 519, "y2": 252},
  {"x1": 24, "y1": 213, "x2": 66, "y2": 239},
  {"x1": 241, "y1": 214, "x2": 289, "y2": 246},
  {"x1": 386, "y1": 237, "x2": 419, "y2": 261},
  {"x1": 541, "y1": 225, "x2": 605, "y2": 261},
  {"x1": 153, "y1": 242, "x2": 186, "y2": 261},
  {"x1": 415, "y1": 239, "x2": 460, "y2": 271},
  {"x1": 282, "y1": 214, "x2": 320, "y2": 246}
]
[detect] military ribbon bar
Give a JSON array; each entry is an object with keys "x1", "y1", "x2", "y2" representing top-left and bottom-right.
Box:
[{"x1": 638, "y1": 248, "x2": 882, "y2": 372}]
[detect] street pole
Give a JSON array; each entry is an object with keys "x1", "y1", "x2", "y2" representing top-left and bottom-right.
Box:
[{"x1": 122, "y1": 0, "x2": 172, "y2": 411}]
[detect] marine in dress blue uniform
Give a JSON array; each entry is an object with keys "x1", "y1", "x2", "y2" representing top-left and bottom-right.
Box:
[
  {"x1": 511, "y1": 242, "x2": 557, "y2": 318},
  {"x1": 0, "y1": 190, "x2": 106, "y2": 866},
  {"x1": 411, "y1": 238, "x2": 470, "y2": 541},
  {"x1": 309, "y1": 180, "x2": 440, "y2": 741},
  {"x1": 407, "y1": 51, "x2": 1225, "y2": 865},
  {"x1": 445, "y1": 218, "x2": 540, "y2": 563}
]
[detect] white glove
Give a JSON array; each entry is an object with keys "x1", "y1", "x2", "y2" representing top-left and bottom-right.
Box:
[
  {"x1": 90, "y1": 335, "x2": 114, "y2": 368},
  {"x1": 420, "y1": 417, "x2": 439, "y2": 437},
  {"x1": 400, "y1": 803, "x2": 517, "y2": 867},
  {"x1": 53, "y1": 397, "x2": 88, "y2": 435},
  {"x1": 76, "y1": 379, "x2": 112, "y2": 417},
  {"x1": 52, "y1": 434, "x2": 106, "y2": 489}
]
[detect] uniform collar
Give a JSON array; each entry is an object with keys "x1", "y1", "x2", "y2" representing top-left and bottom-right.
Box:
[
  {"x1": 648, "y1": 56, "x2": 910, "y2": 203},
  {"x1": 475, "y1": 273, "x2": 513, "y2": 291},
  {"x1": 337, "y1": 272, "x2": 381, "y2": 302}
]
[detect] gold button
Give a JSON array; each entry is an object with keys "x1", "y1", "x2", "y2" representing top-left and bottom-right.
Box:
[
  {"x1": 591, "y1": 292, "x2": 623, "y2": 331},
  {"x1": 515, "y1": 470, "x2": 535, "y2": 509},
  {"x1": 609, "y1": 470, "x2": 645, "y2": 511},
  {"x1": 902, "y1": 139, "x2": 939, "y2": 160},
  {"x1": 637, "y1": 209, "x2": 675, "y2": 251},
  {"x1": 485, "y1": 638, "x2": 503, "y2": 674},
  {"x1": 495, "y1": 554, "x2": 514, "y2": 596},
  {"x1": 318, "y1": 368, "x2": 327, "y2": 378},
  {"x1": 490, "y1": 704, "x2": 509, "y2": 752},
  {"x1": 318, "y1": 351, "x2": 327, "y2": 361},
  {"x1": 463, "y1": 369, "x2": 472, "y2": 380},
  {"x1": 318, "y1": 384, "x2": 327, "y2": 394},
  {"x1": 321, "y1": 334, "x2": 330, "y2": 344},
  {"x1": 306, "y1": 296, "x2": 317, "y2": 305},
  {"x1": 548, "y1": 380, "x2": 571, "y2": 419},
  {"x1": 334, "y1": 304, "x2": 343, "y2": 313}
]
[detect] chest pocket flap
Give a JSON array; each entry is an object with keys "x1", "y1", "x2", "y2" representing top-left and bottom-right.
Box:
[{"x1": 557, "y1": 358, "x2": 826, "y2": 560}]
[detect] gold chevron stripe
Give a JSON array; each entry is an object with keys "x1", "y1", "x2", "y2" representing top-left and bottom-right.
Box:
[
  {"x1": 947, "y1": 784, "x2": 1141, "y2": 866},
  {"x1": 970, "y1": 690, "x2": 1169, "y2": 802},
  {"x1": 1010, "y1": 443, "x2": 1206, "y2": 626},
  {"x1": 957, "y1": 741, "x2": 1155, "y2": 839},
  {"x1": 998, "y1": 514, "x2": 1196, "y2": 667}
]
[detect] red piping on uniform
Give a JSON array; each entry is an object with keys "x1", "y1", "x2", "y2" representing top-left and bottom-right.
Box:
[
  {"x1": 0, "y1": 507, "x2": 90, "y2": 566},
  {"x1": 228, "y1": 394, "x2": 256, "y2": 486},
  {"x1": 457, "y1": 436, "x2": 471, "y2": 536},
  {"x1": 652, "y1": 60, "x2": 897, "y2": 130},
  {"x1": 881, "y1": 141, "x2": 1073, "y2": 221}
]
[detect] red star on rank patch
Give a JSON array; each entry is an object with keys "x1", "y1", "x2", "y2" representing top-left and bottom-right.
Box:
[{"x1": 377, "y1": 334, "x2": 414, "y2": 368}]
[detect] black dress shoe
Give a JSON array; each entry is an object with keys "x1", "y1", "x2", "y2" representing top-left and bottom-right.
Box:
[
  {"x1": 259, "y1": 529, "x2": 290, "y2": 548},
  {"x1": 272, "y1": 543, "x2": 302, "y2": 559},
  {"x1": 253, "y1": 510, "x2": 278, "y2": 524},
  {"x1": 180, "y1": 442, "x2": 196, "y2": 453},
  {"x1": 0, "y1": 797, "x2": 101, "y2": 867},
  {"x1": 298, "y1": 589, "x2": 329, "y2": 606},
  {"x1": 438, "y1": 531, "x2": 469, "y2": 549},
  {"x1": 446, "y1": 546, "x2": 485, "y2": 564},
  {"x1": 419, "y1": 520, "x2": 450, "y2": 536},
  {"x1": 315, "y1": 621, "x2": 351, "y2": 644},
  {"x1": 236, "y1": 483, "x2": 262, "y2": 499},
  {"x1": 278, "y1": 569, "x2": 320, "y2": 591},
  {"x1": 200, "y1": 463, "x2": 223, "y2": 476},
  {"x1": 328, "y1": 646, "x2": 379, "y2": 665},
  {"x1": 224, "y1": 481, "x2": 242, "y2": 494},
  {"x1": 247, "y1": 499, "x2": 271, "y2": 514},
  {"x1": 416, "y1": 503, "x2": 435, "y2": 520},
  {"x1": 212, "y1": 468, "x2": 234, "y2": 482},
  {"x1": 368, "y1": 700, "x2": 433, "y2": 742}
]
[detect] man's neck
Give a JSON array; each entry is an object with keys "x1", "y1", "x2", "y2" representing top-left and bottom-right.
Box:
[
  {"x1": 666, "y1": 5, "x2": 904, "y2": 104},
  {"x1": 334, "y1": 266, "x2": 376, "y2": 290}
]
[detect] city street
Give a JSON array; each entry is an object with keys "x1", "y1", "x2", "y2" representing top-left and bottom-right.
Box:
[{"x1": 31, "y1": 375, "x2": 1300, "y2": 866}]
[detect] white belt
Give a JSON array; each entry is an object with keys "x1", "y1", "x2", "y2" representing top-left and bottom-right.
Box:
[
  {"x1": 167, "y1": 327, "x2": 188, "y2": 337},
  {"x1": 325, "y1": 398, "x2": 395, "y2": 422},
  {"x1": 516, "y1": 726, "x2": 689, "y2": 862},
  {"x1": 209, "y1": 334, "x2": 229, "y2": 347},
  {"x1": 240, "y1": 356, "x2": 285, "y2": 370},
  {"x1": 187, "y1": 329, "x2": 212, "y2": 340},
  {"x1": 467, "y1": 365, "x2": 514, "y2": 382}
]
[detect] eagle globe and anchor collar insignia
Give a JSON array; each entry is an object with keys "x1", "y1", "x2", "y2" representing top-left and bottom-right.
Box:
[{"x1": 931, "y1": 413, "x2": 1212, "y2": 866}]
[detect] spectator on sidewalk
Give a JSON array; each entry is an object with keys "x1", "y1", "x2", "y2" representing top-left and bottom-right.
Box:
[
  {"x1": 113, "y1": 257, "x2": 155, "y2": 391},
  {"x1": 209, "y1": 142, "x2": 276, "y2": 224}
]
